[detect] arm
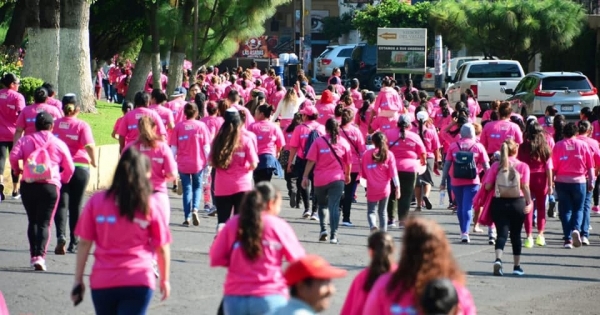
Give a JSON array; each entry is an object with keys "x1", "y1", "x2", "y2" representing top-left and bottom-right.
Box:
[
  {"x1": 270, "y1": 101, "x2": 283, "y2": 122},
  {"x1": 546, "y1": 167, "x2": 554, "y2": 195},
  {"x1": 156, "y1": 244, "x2": 171, "y2": 301},
  {"x1": 287, "y1": 147, "x2": 298, "y2": 173},
  {"x1": 85, "y1": 145, "x2": 97, "y2": 168},
  {"x1": 118, "y1": 137, "x2": 125, "y2": 153},
  {"x1": 13, "y1": 128, "x2": 23, "y2": 143},
  {"x1": 60, "y1": 145, "x2": 76, "y2": 183},
  {"x1": 302, "y1": 161, "x2": 315, "y2": 179},
  {"x1": 71, "y1": 238, "x2": 93, "y2": 303},
  {"x1": 439, "y1": 160, "x2": 452, "y2": 189}
]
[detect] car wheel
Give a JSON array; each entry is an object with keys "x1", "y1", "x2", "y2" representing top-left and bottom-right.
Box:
[{"x1": 370, "y1": 74, "x2": 385, "y2": 91}]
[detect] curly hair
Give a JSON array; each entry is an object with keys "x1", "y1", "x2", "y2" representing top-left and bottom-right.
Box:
[{"x1": 386, "y1": 217, "x2": 465, "y2": 311}]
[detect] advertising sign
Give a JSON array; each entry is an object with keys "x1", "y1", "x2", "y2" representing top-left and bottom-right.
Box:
[
  {"x1": 234, "y1": 36, "x2": 279, "y2": 59},
  {"x1": 376, "y1": 28, "x2": 427, "y2": 74}
]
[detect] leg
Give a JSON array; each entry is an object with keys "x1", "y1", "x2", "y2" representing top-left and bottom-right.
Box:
[
  {"x1": 315, "y1": 185, "x2": 329, "y2": 233},
  {"x1": 397, "y1": 172, "x2": 417, "y2": 222},
  {"x1": 20, "y1": 183, "x2": 38, "y2": 258},
  {"x1": 253, "y1": 168, "x2": 269, "y2": 184},
  {"x1": 378, "y1": 197, "x2": 389, "y2": 232},
  {"x1": 507, "y1": 198, "x2": 526, "y2": 266},
  {"x1": 387, "y1": 180, "x2": 397, "y2": 223},
  {"x1": 555, "y1": 182, "x2": 574, "y2": 241},
  {"x1": 327, "y1": 181, "x2": 345, "y2": 239},
  {"x1": 32, "y1": 184, "x2": 59, "y2": 258},
  {"x1": 491, "y1": 198, "x2": 510, "y2": 256},
  {"x1": 53, "y1": 183, "x2": 69, "y2": 244},
  {"x1": 461, "y1": 184, "x2": 478, "y2": 234},
  {"x1": 67, "y1": 167, "x2": 90, "y2": 244},
  {"x1": 341, "y1": 173, "x2": 358, "y2": 223},
  {"x1": 180, "y1": 173, "x2": 193, "y2": 221},
  {"x1": 92, "y1": 288, "x2": 120, "y2": 315},
  {"x1": 594, "y1": 175, "x2": 600, "y2": 206},
  {"x1": 214, "y1": 195, "x2": 234, "y2": 225},
  {"x1": 246, "y1": 295, "x2": 288, "y2": 315},
  {"x1": 191, "y1": 170, "x2": 203, "y2": 212},
  {"x1": 296, "y1": 176, "x2": 309, "y2": 212},
  {"x1": 231, "y1": 192, "x2": 246, "y2": 216},
  {"x1": 115, "y1": 286, "x2": 154, "y2": 315},
  {"x1": 581, "y1": 189, "x2": 592, "y2": 238},
  {"x1": 452, "y1": 185, "x2": 466, "y2": 234},
  {"x1": 367, "y1": 201, "x2": 377, "y2": 230},
  {"x1": 568, "y1": 183, "x2": 586, "y2": 236}
]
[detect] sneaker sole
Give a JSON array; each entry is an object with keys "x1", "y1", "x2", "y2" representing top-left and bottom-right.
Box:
[
  {"x1": 192, "y1": 213, "x2": 200, "y2": 226},
  {"x1": 319, "y1": 233, "x2": 328, "y2": 242},
  {"x1": 54, "y1": 240, "x2": 67, "y2": 255},
  {"x1": 33, "y1": 263, "x2": 46, "y2": 271},
  {"x1": 423, "y1": 196, "x2": 432, "y2": 210},
  {"x1": 572, "y1": 231, "x2": 582, "y2": 248},
  {"x1": 512, "y1": 271, "x2": 524, "y2": 276},
  {"x1": 493, "y1": 262, "x2": 503, "y2": 276}
]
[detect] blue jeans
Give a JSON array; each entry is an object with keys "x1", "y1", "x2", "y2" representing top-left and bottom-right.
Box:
[
  {"x1": 582, "y1": 189, "x2": 592, "y2": 237},
  {"x1": 223, "y1": 294, "x2": 287, "y2": 315},
  {"x1": 92, "y1": 286, "x2": 153, "y2": 315},
  {"x1": 181, "y1": 169, "x2": 204, "y2": 220},
  {"x1": 555, "y1": 182, "x2": 586, "y2": 240},
  {"x1": 315, "y1": 180, "x2": 345, "y2": 238},
  {"x1": 452, "y1": 184, "x2": 479, "y2": 234}
]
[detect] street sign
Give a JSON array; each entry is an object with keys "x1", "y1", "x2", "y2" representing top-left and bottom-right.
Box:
[{"x1": 376, "y1": 28, "x2": 427, "y2": 74}]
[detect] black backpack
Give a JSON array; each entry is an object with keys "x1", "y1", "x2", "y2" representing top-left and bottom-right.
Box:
[
  {"x1": 293, "y1": 124, "x2": 320, "y2": 178},
  {"x1": 303, "y1": 127, "x2": 320, "y2": 158},
  {"x1": 453, "y1": 144, "x2": 477, "y2": 179}
]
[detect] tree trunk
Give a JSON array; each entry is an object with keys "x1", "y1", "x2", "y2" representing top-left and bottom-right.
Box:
[
  {"x1": 22, "y1": 0, "x2": 60, "y2": 85},
  {"x1": 58, "y1": 0, "x2": 95, "y2": 112},
  {"x1": 126, "y1": 38, "x2": 152, "y2": 100},
  {"x1": 149, "y1": 3, "x2": 161, "y2": 90},
  {"x1": 167, "y1": 49, "x2": 185, "y2": 96},
  {"x1": 2, "y1": 0, "x2": 27, "y2": 57}
]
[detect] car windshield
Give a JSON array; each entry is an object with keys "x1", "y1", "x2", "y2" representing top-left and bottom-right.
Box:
[
  {"x1": 541, "y1": 76, "x2": 591, "y2": 90},
  {"x1": 318, "y1": 48, "x2": 333, "y2": 58},
  {"x1": 466, "y1": 63, "x2": 521, "y2": 78}
]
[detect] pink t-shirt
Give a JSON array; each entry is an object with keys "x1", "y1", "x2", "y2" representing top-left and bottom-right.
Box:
[
  {"x1": 170, "y1": 119, "x2": 212, "y2": 174},
  {"x1": 289, "y1": 121, "x2": 326, "y2": 159},
  {"x1": 467, "y1": 98, "x2": 480, "y2": 120},
  {"x1": 517, "y1": 142, "x2": 553, "y2": 174},
  {"x1": 383, "y1": 128, "x2": 426, "y2": 173},
  {"x1": 269, "y1": 89, "x2": 286, "y2": 108},
  {"x1": 200, "y1": 115, "x2": 224, "y2": 139},
  {"x1": 116, "y1": 107, "x2": 168, "y2": 146},
  {"x1": 113, "y1": 116, "x2": 123, "y2": 137},
  {"x1": 482, "y1": 109, "x2": 494, "y2": 122},
  {"x1": 350, "y1": 88, "x2": 363, "y2": 107},
  {"x1": 248, "y1": 120, "x2": 286, "y2": 156},
  {"x1": 483, "y1": 157, "x2": 531, "y2": 197},
  {"x1": 9, "y1": 131, "x2": 74, "y2": 187},
  {"x1": 316, "y1": 102, "x2": 336, "y2": 126},
  {"x1": 16, "y1": 103, "x2": 64, "y2": 136},
  {"x1": 0, "y1": 291, "x2": 8, "y2": 315},
  {"x1": 341, "y1": 265, "x2": 398, "y2": 315},
  {"x1": 53, "y1": 117, "x2": 95, "y2": 165},
  {"x1": 433, "y1": 107, "x2": 453, "y2": 132},
  {"x1": 283, "y1": 127, "x2": 294, "y2": 150},
  {"x1": 411, "y1": 124, "x2": 440, "y2": 158},
  {"x1": 361, "y1": 148, "x2": 398, "y2": 201},
  {"x1": 480, "y1": 119, "x2": 523, "y2": 154},
  {"x1": 46, "y1": 97, "x2": 62, "y2": 111},
  {"x1": 166, "y1": 99, "x2": 186, "y2": 123},
  {"x1": 75, "y1": 191, "x2": 172, "y2": 290},
  {"x1": 592, "y1": 120, "x2": 600, "y2": 143},
  {"x1": 370, "y1": 116, "x2": 398, "y2": 133},
  {"x1": 0, "y1": 88, "x2": 26, "y2": 141},
  {"x1": 355, "y1": 106, "x2": 374, "y2": 138},
  {"x1": 127, "y1": 141, "x2": 177, "y2": 192},
  {"x1": 232, "y1": 103, "x2": 255, "y2": 128},
  {"x1": 552, "y1": 138, "x2": 594, "y2": 183},
  {"x1": 250, "y1": 68, "x2": 262, "y2": 80},
  {"x1": 362, "y1": 273, "x2": 477, "y2": 315},
  {"x1": 305, "y1": 135, "x2": 352, "y2": 187},
  {"x1": 577, "y1": 135, "x2": 600, "y2": 168},
  {"x1": 373, "y1": 88, "x2": 403, "y2": 115},
  {"x1": 209, "y1": 214, "x2": 305, "y2": 297},
  {"x1": 150, "y1": 104, "x2": 175, "y2": 127},
  {"x1": 340, "y1": 124, "x2": 366, "y2": 174},
  {"x1": 211, "y1": 132, "x2": 259, "y2": 196},
  {"x1": 445, "y1": 138, "x2": 489, "y2": 186}
]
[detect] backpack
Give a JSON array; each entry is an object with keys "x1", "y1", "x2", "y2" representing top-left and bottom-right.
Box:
[
  {"x1": 453, "y1": 144, "x2": 477, "y2": 179},
  {"x1": 494, "y1": 162, "x2": 521, "y2": 198},
  {"x1": 293, "y1": 124, "x2": 320, "y2": 178},
  {"x1": 22, "y1": 139, "x2": 55, "y2": 183},
  {"x1": 302, "y1": 125, "x2": 320, "y2": 158}
]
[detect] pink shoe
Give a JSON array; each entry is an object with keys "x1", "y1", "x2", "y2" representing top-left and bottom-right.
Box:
[{"x1": 592, "y1": 206, "x2": 600, "y2": 214}]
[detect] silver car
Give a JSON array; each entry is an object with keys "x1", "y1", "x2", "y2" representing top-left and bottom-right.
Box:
[{"x1": 503, "y1": 72, "x2": 600, "y2": 120}]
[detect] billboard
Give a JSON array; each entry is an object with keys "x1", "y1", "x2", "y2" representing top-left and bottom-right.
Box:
[
  {"x1": 233, "y1": 36, "x2": 279, "y2": 59},
  {"x1": 376, "y1": 28, "x2": 427, "y2": 74}
]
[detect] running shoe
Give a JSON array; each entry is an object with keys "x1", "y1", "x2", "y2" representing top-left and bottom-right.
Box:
[
  {"x1": 564, "y1": 241, "x2": 573, "y2": 249},
  {"x1": 12, "y1": 191, "x2": 20, "y2": 200},
  {"x1": 423, "y1": 196, "x2": 432, "y2": 210},
  {"x1": 461, "y1": 233, "x2": 470, "y2": 243},
  {"x1": 387, "y1": 220, "x2": 396, "y2": 228},
  {"x1": 310, "y1": 212, "x2": 318, "y2": 221},
  {"x1": 192, "y1": 211, "x2": 200, "y2": 226},
  {"x1": 571, "y1": 230, "x2": 582, "y2": 248},
  {"x1": 370, "y1": 226, "x2": 379, "y2": 233},
  {"x1": 33, "y1": 257, "x2": 46, "y2": 271},
  {"x1": 488, "y1": 237, "x2": 496, "y2": 245},
  {"x1": 54, "y1": 238, "x2": 67, "y2": 255},
  {"x1": 182, "y1": 220, "x2": 190, "y2": 227},
  {"x1": 341, "y1": 221, "x2": 354, "y2": 227},
  {"x1": 319, "y1": 231, "x2": 328, "y2": 242},
  {"x1": 512, "y1": 266, "x2": 525, "y2": 276},
  {"x1": 582, "y1": 236, "x2": 590, "y2": 246},
  {"x1": 523, "y1": 237, "x2": 534, "y2": 249},
  {"x1": 493, "y1": 259, "x2": 503, "y2": 276},
  {"x1": 535, "y1": 235, "x2": 546, "y2": 246},
  {"x1": 67, "y1": 242, "x2": 78, "y2": 253},
  {"x1": 302, "y1": 210, "x2": 311, "y2": 219},
  {"x1": 592, "y1": 206, "x2": 600, "y2": 214},
  {"x1": 206, "y1": 205, "x2": 217, "y2": 217},
  {"x1": 330, "y1": 238, "x2": 338, "y2": 244}
]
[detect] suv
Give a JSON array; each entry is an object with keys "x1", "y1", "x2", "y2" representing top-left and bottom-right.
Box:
[
  {"x1": 343, "y1": 44, "x2": 422, "y2": 91},
  {"x1": 503, "y1": 72, "x2": 599, "y2": 119},
  {"x1": 316, "y1": 45, "x2": 356, "y2": 82}
]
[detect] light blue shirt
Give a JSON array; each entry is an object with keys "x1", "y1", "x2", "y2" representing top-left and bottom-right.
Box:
[{"x1": 271, "y1": 297, "x2": 316, "y2": 315}]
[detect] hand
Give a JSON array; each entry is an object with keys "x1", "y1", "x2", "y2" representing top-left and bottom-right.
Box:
[
  {"x1": 524, "y1": 202, "x2": 533, "y2": 214},
  {"x1": 395, "y1": 187, "x2": 400, "y2": 199},
  {"x1": 439, "y1": 184, "x2": 446, "y2": 191},
  {"x1": 589, "y1": 183, "x2": 594, "y2": 192},
  {"x1": 345, "y1": 175, "x2": 351, "y2": 184},
  {"x1": 160, "y1": 280, "x2": 170, "y2": 301},
  {"x1": 287, "y1": 164, "x2": 293, "y2": 173},
  {"x1": 71, "y1": 282, "x2": 85, "y2": 304},
  {"x1": 547, "y1": 186, "x2": 553, "y2": 196},
  {"x1": 90, "y1": 160, "x2": 97, "y2": 168},
  {"x1": 301, "y1": 177, "x2": 309, "y2": 189},
  {"x1": 433, "y1": 167, "x2": 440, "y2": 176}
]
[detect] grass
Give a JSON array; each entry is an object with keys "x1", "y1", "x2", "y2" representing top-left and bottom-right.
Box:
[{"x1": 79, "y1": 100, "x2": 122, "y2": 146}]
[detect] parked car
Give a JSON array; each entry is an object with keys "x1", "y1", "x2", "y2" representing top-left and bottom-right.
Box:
[
  {"x1": 446, "y1": 60, "x2": 525, "y2": 114},
  {"x1": 502, "y1": 71, "x2": 599, "y2": 120},
  {"x1": 316, "y1": 44, "x2": 356, "y2": 82},
  {"x1": 421, "y1": 56, "x2": 498, "y2": 91},
  {"x1": 344, "y1": 44, "x2": 422, "y2": 91}
]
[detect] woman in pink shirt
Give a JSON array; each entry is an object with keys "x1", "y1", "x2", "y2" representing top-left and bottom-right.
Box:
[
  {"x1": 373, "y1": 77, "x2": 403, "y2": 118},
  {"x1": 316, "y1": 90, "x2": 337, "y2": 125},
  {"x1": 482, "y1": 139, "x2": 532, "y2": 276},
  {"x1": 15, "y1": 87, "x2": 63, "y2": 142},
  {"x1": 552, "y1": 122, "x2": 594, "y2": 248},
  {"x1": 52, "y1": 94, "x2": 97, "y2": 255},
  {"x1": 340, "y1": 109, "x2": 366, "y2": 226},
  {"x1": 249, "y1": 104, "x2": 286, "y2": 183},
  {"x1": 278, "y1": 113, "x2": 303, "y2": 210},
  {"x1": 412, "y1": 108, "x2": 441, "y2": 211},
  {"x1": 200, "y1": 100, "x2": 223, "y2": 139},
  {"x1": 111, "y1": 102, "x2": 133, "y2": 140},
  {"x1": 517, "y1": 121, "x2": 554, "y2": 248},
  {"x1": 576, "y1": 121, "x2": 599, "y2": 245},
  {"x1": 482, "y1": 100, "x2": 500, "y2": 123},
  {"x1": 480, "y1": 102, "x2": 524, "y2": 156},
  {"x1": 341, "y1": 231, "x2": 396, "y2": 315},
  {"x1": 268, "y1": 77, "x2": 286, "y2": 107},
  {"x1": 210, "y1": 108, "x2": 259, "y2": 230},
  {"x1": 129, "y1": 116, "x2": 177, "y2": 223},
  {"x1": 150, "y1": 89, "x2": 175, "y2": 133},
  {"x1": 356, "y1": 92, "x2": 375, "y2": 139},
  {"x1": 302, "y1": 118, "x2": 352, "y2": 244},
  {"x1": 226, "y1": 90, "x2": 255, "y2": 128},
  {"x1": 116, "y1": 91, "x2": 168, "y2": 152},
  {"x1": 383, "y1": 114, "x2": 426, "y2": 226},
  {"x1": 210, "y1": 182, "x2": 306, "y2": 315},
  {"x1": 362, "y1": 217, "x2": 477, "y2": 315},
  {"x1": 361, "y1": 132, "x2": 399, "y2": 231},
  {"x1": 440, "y1": 123, "x2": 490, "y2": 243},
  {"x1": 72, "y1": 147, "x2": 171, "y2": 314},
  {"x1": 9, "y1": 111, "x2": 75, "y2": 271},
  {"x1": 465, "y1": 88, "x2": 481, "y2": 120},
  {"x1": 349, "y1": 79, "x2": 363, "y2": 108},
  {"x1": 170, "y1": 103, "x2": 212, "y2": 226},
  {"x1": 0, "y1": 73, "x2": 26, "y2": 200}
]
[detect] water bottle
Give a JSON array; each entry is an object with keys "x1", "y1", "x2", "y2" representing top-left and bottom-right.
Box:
[{"x1": 439, "y1": 190, "x2": 446, "y2": 206}]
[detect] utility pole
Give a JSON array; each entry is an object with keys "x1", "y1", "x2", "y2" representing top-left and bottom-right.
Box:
[
  {"x1": 300, "y1": 0, "x2": 305, "y2": 68},
  {"x1": 192, "y1": 0, "x2": 199, "y2": 70}
]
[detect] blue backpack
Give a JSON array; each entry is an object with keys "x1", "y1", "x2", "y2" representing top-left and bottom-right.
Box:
[{"x1": 453, "y1": 144, "x2": 477, "y2": 179}]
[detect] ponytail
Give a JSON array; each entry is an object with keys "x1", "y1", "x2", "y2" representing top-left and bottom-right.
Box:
[
  {"x1": 418, "y1": 119, "x2": 425, "y2": 142},
  {"x1": 371, "y1": 132, "x2": 388, "y2": 163},
  {"x1": 359, "y1": 100, "x2": 370, "y2": 122},
  {"x1": 499, "y1": 142, "x2": 509, "y2": 171},
  {"x1": 326, "y1": 118, "x2": 340, "y2": 144},
  {"x1": 137, "y1": 116, "x2": 159, "y2": 148},
  {"x1": 363, "y1": 231, "x2": 394, "y2": 292},
  {"x1": 238, "y1": 190, "x2": 264, "y2": 261}
]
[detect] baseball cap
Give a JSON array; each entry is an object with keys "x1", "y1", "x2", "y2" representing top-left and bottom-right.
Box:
[
  {"x1": 35, "y1": 111, "x2": 54, "y2": 130},
  {"x1": 399, "y1": 114, "x2": 411, "y2": 126},
  {"x1": 299, "y1": 103, "x2": 318, "y2": 116},
  {"x1": 171, "y1": 86, "x2": 187, "y2": 98},
  {"x1": 321, "y1": 90, "x2": 334, "y2": 104},
  {"x1": 284, "y1": 255, "x2": 347, "y2": 286}
]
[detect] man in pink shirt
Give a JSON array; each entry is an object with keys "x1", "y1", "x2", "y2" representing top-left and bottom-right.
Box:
[
  {"x1": 15, "y1": 87, "x2": 64, "y2": 143},
  {"x1": 117, "y1": 91, "x2": 168, "y2": 152},
  {"x1": 167, "y1": 87, "x2": 187, "y2": 123},
  {"x1": 480, "y1": 103, "x2": 523, "y2": 155}
]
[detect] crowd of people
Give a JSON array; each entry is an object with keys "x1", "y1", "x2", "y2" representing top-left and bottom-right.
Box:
[{"x1": 0, "y1": 61, "x2": 597, "y2": 314}]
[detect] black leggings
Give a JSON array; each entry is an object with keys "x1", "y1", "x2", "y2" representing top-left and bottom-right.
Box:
[
  {"x1": 592, "y1": 176, "x2": 600, "y2": 206},
  {"x1": 54, "y1": 167, "x2": 90, "y2": 243},
  {"x1": 296, "y1": 176, "x2": 315, "y2": 212},
  {"x1": 253, "y1": 168, "x2": 274, "y2": 184},
  {"x1": 491, "y1": 197, "x2": 526, "y2": 256},
  {"x1": 341, "y1": 173, "x2": 359, "y2": 222},
  {"x1": 21, "y1": 182, "x2": 59, "y2": 257},
  {"x1": 214, "y1": 192, "x2": 246, "y2": 224},
  {"x1": 0, "y1": 141, "x2": 19, "y2": 183}
]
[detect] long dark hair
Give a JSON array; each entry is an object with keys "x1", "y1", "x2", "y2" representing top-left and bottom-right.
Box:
[
  {"x1": 238, "y1": 182, "x2": 279, "y2": 261},
  {"x1": 137, "y1": 116, "x2": 160, "y2": 148},
  {"x1": 415, "y1": 106, "x2": 428, "y2": 142},
  {"x1": 371, "y1": 132, "x2": 388, "y2": 163},
  {"x1": 286, "y1": 112, "x2": 303, "y2": 134},
  {"x1": 195, "y1": 93, "x2": 206, "y2": 119},
  {"x1": 553, "y1": 115, "x2": 566, "y2": 143},
  {"x1": 359, "y1": 92, "x2": 375, "y2": 122},
  {"x1": 325, "y1": 117, "x2": 340, "y2": 144},
  {"x1": 211, "y1": 110, "x2": 242, "y2": 168},
  {"x1": 521, "y1": 121, "x2": 551, "y2": 162},
  {"x1": 363, "y1": 231, "x2": 394, "y2": 292},
  {"x1": 106, "y1": 147, "x2": 153, "y2": 221},
  {"x1": 439, "y1": 99, "x2": 450, "y2": 118}
]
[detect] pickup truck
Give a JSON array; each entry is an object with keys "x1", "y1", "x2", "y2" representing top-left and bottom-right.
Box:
[
  {"x1": 421, "y1": 56, "x2": 498, "y2": 91},
  {"x1": 446, "y1": 60, "x2": 525, "y2": 113}
]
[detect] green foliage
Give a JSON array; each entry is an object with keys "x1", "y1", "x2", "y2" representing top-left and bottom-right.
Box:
[
  {"x1": 322, "y1": 12, "x2": 355, "y2": 41},
  {"x1": 429, "y1": 0, "x2": 587, "y2": 60},
  {"x1": 18, "y1": 77, "x2": 43, "y2": 104},
  {"x1": 0, "y1": 45, "x2": 21, "y2": 79},
  {"x1": 79, "y1": 100, "x2": 121, "y2": 146},
  {"x1": 353, "y1": 0, "x2": 436, "y2": 48}
]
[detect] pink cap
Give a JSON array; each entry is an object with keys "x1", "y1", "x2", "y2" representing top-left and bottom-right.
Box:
[{"x1": 299, "y1": 104, "x2": 318, "y2": 116}]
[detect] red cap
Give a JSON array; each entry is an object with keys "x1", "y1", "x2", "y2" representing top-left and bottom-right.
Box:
[
  {"x1": 321, "y1": 90, "x2": 334, "y2": 104},
  {"x1": 284, "y1": 255, "x2": 347, "y2": 286}
]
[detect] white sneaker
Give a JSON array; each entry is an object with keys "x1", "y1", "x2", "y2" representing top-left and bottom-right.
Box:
[
  {"x1": 302, "y1": 210, "x2": 311, "y2": 219},
  {"x1": 191, "y1": 211, "x2": 200, "y2": 226},
  {"x1": 33, "y1": 258, "x2": 46, "y2": 271},
  {"x1": 341, "y1": 221, "x2": 354, "y2": 227},
  {"x1": 330, "y1": 238, "x2": 338, "y2": 244},
  {"x1": 310, "y1": 213, "x2": 318, "y2": 221},
  {"x1": 572, "y1": 230, "x2": 582, "y2": 248},
  {"x1": 461, "y1": 234, "x2": 470, "y2": 243},
  {"x1": 582, "y1": 236, "x2": 590, "y2": 246}
]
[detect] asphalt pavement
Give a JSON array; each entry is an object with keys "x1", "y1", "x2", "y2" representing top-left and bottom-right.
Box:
[{"x1": 1, "y1": 175, "x2": 599, "y2": 315}]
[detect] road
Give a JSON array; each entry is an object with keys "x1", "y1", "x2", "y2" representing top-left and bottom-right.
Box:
[{"x1": 0, "y1": 176, "x2": 599, "y2": 315}]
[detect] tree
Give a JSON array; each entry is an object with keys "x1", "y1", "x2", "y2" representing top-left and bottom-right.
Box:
[
  {"x1": 322, "y1": 12, "x2": 355, "y2": 41},
  {"x1": 2, "y1": 0, "x2": 27, "y2": 55},
  {"x1": 164, "y1": 1, "x2": 191, "y2": 95},
  {"x1": 58, "y1": 0, "x2": 95, "y2": 112},
  {"x1": 22, "y1": 0, "x2": 60, "y2": 85},
  {"x1": 429, "y1": 0, "x2": 587, "y2": 61}
]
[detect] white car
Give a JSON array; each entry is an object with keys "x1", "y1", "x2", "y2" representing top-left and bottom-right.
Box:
[
  {"x1": 316, "y1": 44, "x2": 356, "y2": 82},
  {"x1": 421, "y1": 56, "x2": 498, "y2": 91}
]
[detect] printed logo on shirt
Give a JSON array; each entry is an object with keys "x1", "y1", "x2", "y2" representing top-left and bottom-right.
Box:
[
  {"x1": 490, "y1": 134, "x2": 501, "y2": 139},
  {"x1": 319, "y1": 148, "x2": 331, "y2": 154},
  {"x1": 0, "y1": 94, "x2": 7, "y2": 100},
  {"x1": 390, "y1": 304, "x2": 417, "y2": 315},
  {"x1": 235, "y1": 152, "x2": 246, "y2": 158},
  {"x1": 152, "y1": 157, "x2": 164, "y2": 164},
  {"x1": 133, "y1": 217, "x2": 150, "y2": 229},
  {"x1": 381, "y1": 101, "x2": 389, "y2": 108},
  {"x1": 127, "y1": 124, "x2": 138, "y2": 130},
  {"x1": 135, "y1": 113, "x2": 144, "y2": 120},
  {"x1": 366, "y1": 163, "x2": 379, "y2": 170},
  {"x1": 96, "y1": 215, "x2": 117, "y2": 224},
  {"x1": 26, "y1": 117, "x2": 36, "y2": 123},
  {"x1": 59, "y1": 122, "x2": 70, "y2": 129},
  {"x1": 382, "y1": 125, "x2": 391, "y2": 129},
  {"x1": 7, "y1": 104, "x2": 15, "y2": 110},
  {"x1": 500, "y1": 125, "x2": 509, "y2": 131},
  {"x1": 66, "y1": 134, "x2": 79, "y2": 141},
  {"x1": 178, "y1": 135, "x2": 189, "y2": 141},
  {"x1": 35, "y1": 108, "x2": 45, "y2": 113},
  {"x1": 184, "y1": 124, "x2": 194, "y2": 131},
  {"x1": 566, "y1": 144, "x2": 575, "y2": 151}
]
